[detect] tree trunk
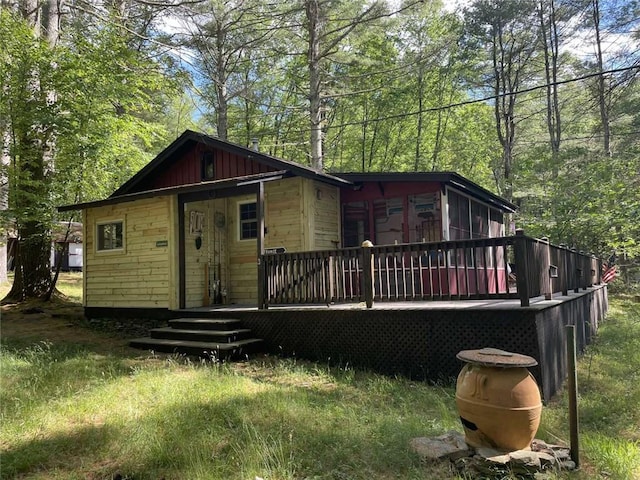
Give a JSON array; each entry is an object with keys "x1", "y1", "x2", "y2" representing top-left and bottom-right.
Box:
[
  {"x1": 538, "y1": 0, "x2": 561, "y2": 163},
  {"x1": 3, "y1": 0, "x2": 61, "y2": 302},
  {"x1": 215, "y1": 24, "x2": 229, "y2": 140},
  {"x1": 306, "y1": 0, "x2": 324, "y2": 171},
  {"x1": 7, "y1": 222, "x2": 52, "y2": 301},
  {"x1": 592, "y1": 0, "x2": 611, "y2": 156},
  {"x1": 414, "y1": 67, "x2": 424, "y2": 171}
]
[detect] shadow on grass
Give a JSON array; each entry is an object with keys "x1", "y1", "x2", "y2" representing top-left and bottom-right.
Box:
[
  {"x1": 2, "y1": 362, "x2": 457, "y2": 480},
  {"x1": 2, "y1": 423, "x2": 118, "y2": 478}
]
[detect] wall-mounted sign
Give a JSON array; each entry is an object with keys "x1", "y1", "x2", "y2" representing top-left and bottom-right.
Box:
[
  {"x1": 265, "y1": 246, "x2": 286, "y2": 254},
  {"x1": 189, "y1": 210, "x2": 205, "y2": 235},
  {"x1": 156, "y1": 240, "x2": 169, "y2": 247}
]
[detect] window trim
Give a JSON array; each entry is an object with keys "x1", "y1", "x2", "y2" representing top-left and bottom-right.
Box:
[
  {"x1": 96, "y1": 219, "x2": 125, "y2": 252},
  {"x1": 238, "y1": 200, "x2": 258, "y2": 241}
]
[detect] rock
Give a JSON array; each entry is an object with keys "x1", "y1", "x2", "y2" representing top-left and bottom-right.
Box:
[
  {"x1": 536, "y1": 451, "x2": 557, "y2": 467},
  {"x1": 509, "y1": 449, "x2": 542, "y2": 469},
  {"x1": 469, "y1": 455, "x2": 510, "y2": 475},
  {"x1": 475, "y1": 446, "x2": 509, "y2": 461},
  {"x1": 559, "y1": 460, "x2": 576, "y2": 470},
  {"x1": 410, "y1": 431, "x2": 473, "y2": 461}
]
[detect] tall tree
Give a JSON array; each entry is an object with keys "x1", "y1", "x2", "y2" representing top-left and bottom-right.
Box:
[
  {"x1": 302, "y1": 0, "x2": 387, "y2": 170},
  {"x1": 177, "y1": 0, "x2": 277, "y2": 142},
  {"x1": 1, "y1": 1, "x2": 179, "y2": 301},
  {"x1": 2, "y1": 3, "x2": 61, "y2": 300},
  {"x1": 464, "y1": 0, "x2": 539, "y2": 201}
]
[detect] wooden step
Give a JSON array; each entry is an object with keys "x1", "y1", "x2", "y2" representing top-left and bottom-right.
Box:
[
  {"x1": 168, "y1": 318, "x2": 242, "y2": 331},
  {"x1": 150, "y1": 327, "x2": 252, "y2": 343},
  {"x1": 129, "y1": 337, "x2": 262, "y2": 358}
]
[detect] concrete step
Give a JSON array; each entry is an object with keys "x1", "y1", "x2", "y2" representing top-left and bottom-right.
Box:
[
  {"x1": 150, "y1": 326, "x2": 252, "y2": 343},
  {"x1": 129, "y1": 337, "x2": 262, "y2": 359}
]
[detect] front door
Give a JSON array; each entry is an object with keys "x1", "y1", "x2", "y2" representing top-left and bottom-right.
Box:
[
  {"x1": 209, "y1": 201, "x2": 227, "y2": 304},
  {"x1": 183, "y1": 198, "x2": 228, "y2": 308}
]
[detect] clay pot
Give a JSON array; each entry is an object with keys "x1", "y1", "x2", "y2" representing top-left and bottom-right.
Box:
[{"x1": 455, "y1": 349, "x2": 542, "y2": 451}]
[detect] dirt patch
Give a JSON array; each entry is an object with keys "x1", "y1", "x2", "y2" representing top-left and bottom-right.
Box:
[{"x1": 0, "y1": 299, "x2": 138, "y2": 356}]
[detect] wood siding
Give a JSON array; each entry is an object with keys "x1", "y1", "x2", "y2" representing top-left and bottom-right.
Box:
[
  {"x1": 227, "y1": 193, "x2": 260, "y2": 305},
  {"x1": 226, "y1": 177, "x2": 316, "y2": 304},
  {"x1": 84, "y1": 197, "x2": 172, "y2": 308},
  {"x1": 149, "y1": 143, "x2": 275, "y2": 190},
  {"x1": 307, "y1": 180, "x2": 340, "y2": 249}
]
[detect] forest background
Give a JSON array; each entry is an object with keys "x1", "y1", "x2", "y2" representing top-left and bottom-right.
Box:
[{"x1": 1, "y1": 0, "x2": 639, "y2": 299}]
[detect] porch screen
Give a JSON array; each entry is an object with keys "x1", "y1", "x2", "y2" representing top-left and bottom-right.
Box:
[
  {"x1": 342, "y1": 202, "x2": 369, "y2": 247},
  {"x1": 409, "y1": 193, "x2": 440, "y2": 243},
  {"x1": 448, "y1": 189, "x2": 505, "y2": 267},
  {"x1": 374, "y1": 197, "x2": 403, "y2": 246}
]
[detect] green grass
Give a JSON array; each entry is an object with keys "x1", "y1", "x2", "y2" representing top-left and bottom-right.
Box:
[
  {"x1": 540, "y1": 297, "x2": 640, "y2": 480},
  {"x1": 1, "y1": 293, "x2": 639, "y2": 479},
  {"x1": 0, "y1": 271, "x2": 83, "y2": 303}
]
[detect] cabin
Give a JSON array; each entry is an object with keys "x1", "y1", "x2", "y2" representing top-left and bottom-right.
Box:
[
  {"x1": 59, "y1": 130, "x2": 518, "y2": 313},
  {"x1": 59, "y1": 130, "x2": 608, "y2": 400}
]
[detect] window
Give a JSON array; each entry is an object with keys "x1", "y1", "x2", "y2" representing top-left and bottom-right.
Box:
[
  {"x1": 239, "y1": 202, "x2": 257, "y2": 240},
  {"x1": 448, "y1": 191, "x2": 471, "y2": 240},
  {"x1": 202, "y1": 151, "x2": 215, "y2": 180},
  {"x1": 97, "y1": 221, "x2": 123, "y2": 251}
]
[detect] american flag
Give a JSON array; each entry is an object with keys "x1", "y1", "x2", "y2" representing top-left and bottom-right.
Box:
[{"x1": 602, "y1": 264, "x2": 617, "y2": 283}]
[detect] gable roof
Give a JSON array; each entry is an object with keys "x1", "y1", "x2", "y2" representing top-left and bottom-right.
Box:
[
  {"x1": 58, "y1": 130, "x2": 516, "y2": 214},
  {"x1": 112, "y1": 130, "x2": 350, "y2": 197},
  {"x1": 338, "y1": 172, "x2": 517, "y2": 212}
]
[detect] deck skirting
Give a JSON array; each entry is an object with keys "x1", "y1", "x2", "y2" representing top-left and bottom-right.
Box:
[
  {"x1": 179, "y1": 286, "x2": 608, "y2": 401},
  {"x1": 88, "y1": 286, "x2": 608, "y2": 401}
]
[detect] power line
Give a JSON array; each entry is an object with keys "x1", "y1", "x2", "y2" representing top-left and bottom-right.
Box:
[{"x1": 318, "y1": 64, "x2": 640, "y2": 130}]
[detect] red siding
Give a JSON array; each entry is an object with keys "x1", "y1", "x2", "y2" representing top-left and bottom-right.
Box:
[
  {"x1": 340, "y1": 181, "x2": 441, "y2": 203},
  {"x1": 151, "y1": 143, "x2": 276, "y2": 189}
]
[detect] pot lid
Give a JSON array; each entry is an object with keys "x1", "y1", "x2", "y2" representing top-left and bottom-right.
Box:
[{"x1": 456, "y1": 348, "x2": 538, "y2": 368}]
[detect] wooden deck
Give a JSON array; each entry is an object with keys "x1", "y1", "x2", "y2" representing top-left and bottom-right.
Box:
[
  {"x1": 181, "y1": 288, "x2": 591, "y2": 312},
  {"x1": 169, "y1": 285, "x2": 608, "y2": 401}
]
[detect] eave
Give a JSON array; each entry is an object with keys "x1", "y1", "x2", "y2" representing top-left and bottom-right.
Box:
[{"x1": 58, "y1": 171, "x2": 289, "y2": 212}]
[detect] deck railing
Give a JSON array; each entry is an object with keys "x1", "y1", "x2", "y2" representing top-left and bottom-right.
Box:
[{"x1": 258, "y1": 230, "x2": 602, "y2": 309}]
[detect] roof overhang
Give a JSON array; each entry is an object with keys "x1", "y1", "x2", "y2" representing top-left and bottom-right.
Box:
[
  {"x1": 58, "y1": 171, "x2": 289, "y2": 212},
  {"x1": 337, "y1": 172, "x2": 517, "y2": 213}
]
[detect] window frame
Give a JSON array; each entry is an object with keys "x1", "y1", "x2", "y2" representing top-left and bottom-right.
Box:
[
  {"x1": 96, "y1": 219, "x2": 125, "y2": 252},
  {"x1": 201, "y1": 151, "x2": 215, "y2": 181},
  {"x1": 238, "y1": 200, "x2": 258, "y2": 241}
]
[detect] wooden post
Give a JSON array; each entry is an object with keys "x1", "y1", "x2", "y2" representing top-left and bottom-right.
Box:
[
  {"x1": 257, "y1": 181, "x2": 266, "y2": 309},
  {"x1": 573, "y1": 248, "x2": 580, "y2": 293},
  {"x1": 541, "y1": 237, "x2": 552, "y2": 301},
  {"x1": 560, "y1": 244, "x2": 568, "y2": 296},
  {"x1": 567, "y1": 325, "x2": 580, "y2": 467},
  {"x1": 514, "y1": 229, "x2": 530, "y2": 307},
  {"x1": 361, "y1": 240, "x2": 374, "y2": 308}
]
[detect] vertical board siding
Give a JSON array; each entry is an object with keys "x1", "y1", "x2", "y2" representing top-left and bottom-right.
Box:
[
  {"x1": 85, "y1": 197, "x2": 172, "y2": 308},
  {"x1": 184, "y1": 199, "x2": 209, "y2": 308},
  {"x1": 150, "y1": 143, "x2": 277, "y2": 190}
]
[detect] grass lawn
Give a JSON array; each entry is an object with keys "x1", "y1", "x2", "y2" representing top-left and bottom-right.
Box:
[{"x1": 1, "y1": 274, "x2": 638, "y2": 479}]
